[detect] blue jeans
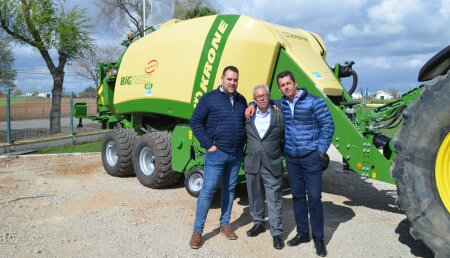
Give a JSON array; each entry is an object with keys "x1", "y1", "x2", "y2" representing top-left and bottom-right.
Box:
[
  {"x1": 285, "y1": 150, "x2": 324, "y2": 243},
  {"x1": 193, "y1": 148, "x2": 243, "y2": 233}
]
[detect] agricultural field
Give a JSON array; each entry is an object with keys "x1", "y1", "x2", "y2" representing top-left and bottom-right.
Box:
[{"x1": 0, "y1": 97, "x2": 97, "y2": 121}]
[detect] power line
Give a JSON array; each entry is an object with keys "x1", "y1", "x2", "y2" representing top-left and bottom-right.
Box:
[
  {"x1": 14, "y1": 70, "x2": 79, "y2": 76},
  {"x1": 0, "y1": 69, "x2": 80, "y2": 76}
]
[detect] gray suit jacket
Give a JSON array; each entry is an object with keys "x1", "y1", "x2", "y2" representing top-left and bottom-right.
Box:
[{"x1": 244, "y1": 109, "x2": 285, "y2": 176}]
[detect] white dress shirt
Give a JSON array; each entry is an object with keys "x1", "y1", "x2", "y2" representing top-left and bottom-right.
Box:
[{"x1": 254, "y1": 107, "x2": 271, "y2": 138}]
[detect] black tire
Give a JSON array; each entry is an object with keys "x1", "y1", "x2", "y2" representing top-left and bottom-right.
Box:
[
  {"x1": 392, "y1": 70, "x2": 450, "y2": 257},
  {"x1": 132, "y1": 132, "x2": 181, "y2": 188},
  {"x1": 101, "y1": 128, "x2": 138, "y2": 177},
  {"x1": 185, "y1": 167, "x2": 204, "y2": 197}
]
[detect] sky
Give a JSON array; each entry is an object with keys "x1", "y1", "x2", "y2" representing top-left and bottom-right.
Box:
[{"x1": 10, "y1": 0, "x2": 450, "y2": 94}]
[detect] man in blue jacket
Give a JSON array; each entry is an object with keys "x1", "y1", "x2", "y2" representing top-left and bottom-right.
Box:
[
  {"x1": 276, "y1": 70, "x2": 334, "y2": 257},
  {"x1": 189, "y1": 66, "x2": 247, "y2": 249},
  {"x1": 245, "y1": 70, "x2": 334, "y2": 256}
]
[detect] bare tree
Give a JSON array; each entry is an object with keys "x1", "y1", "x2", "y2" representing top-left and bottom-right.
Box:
[
  {"x1": 95, "y1": 0, "x2": 218, "y2": 34},
  {"x1": 177, "y1": 0, "x2": 217, "y2": 19},
  {"x1": 388, "y1": 88, "x2": 399, "y2": 99},
  {"x1": 72, "y1": 44, "x2": 124, "y2": 85},
  {"x1": 95, "y1": 0, "x2": 146, "y2": 34}
]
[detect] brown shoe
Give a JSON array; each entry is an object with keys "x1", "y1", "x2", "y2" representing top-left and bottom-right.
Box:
[
  {"x1": 219, "y1": 225, "x2": 238, "y2": 240},
  {"x1": 190, "y1": 232, "x2": 202, "y2": 249}
]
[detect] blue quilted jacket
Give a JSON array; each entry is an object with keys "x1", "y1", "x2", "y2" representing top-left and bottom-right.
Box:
[
  {"x1": 276, "y1": 88, "x2": 334, "y2": 157},
  {"x1": 190, "y1": 86, "x2": 247, "y2": 153}
]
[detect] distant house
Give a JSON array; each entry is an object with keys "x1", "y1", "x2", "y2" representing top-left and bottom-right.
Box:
[
  {"x1": 374, "y1": 90, "x2": 393, "y2": 100},
  {"x1": 24, "y1": 92, "x2": 52, "y2": 98},
  {"x1": 38, "y1": 92, "x2": 52, "y2": 98},
  {"x1": 352, "y1": 92, "x2": 363, "y2": 99}
]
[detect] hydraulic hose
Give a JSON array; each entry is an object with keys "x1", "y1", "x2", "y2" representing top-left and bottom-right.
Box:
[
  {"x1": 337, "y1": 61, "x2": 358, "y2": 96},
  {"x1": 347, "y1": 69, "x2": 358, "y2": 96}
]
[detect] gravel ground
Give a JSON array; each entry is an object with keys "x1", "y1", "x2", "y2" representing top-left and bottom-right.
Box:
[{"x1": 0, "y1": 147, "x2": 433, "y2": 257}]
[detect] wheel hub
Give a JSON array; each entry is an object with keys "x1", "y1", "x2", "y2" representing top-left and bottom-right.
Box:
[
  {"x1": 140, "y1": 147, "x2": 155, "y2": 176},
  {"x1": 436, "y1": 132, "x2": 450, "y2": 213},
  {"x1": 189, "y1": 174, "x2": 203, "y2": 192},
  {"x1": 106, "y1": 141, "x2": 118, "y2": 166}
]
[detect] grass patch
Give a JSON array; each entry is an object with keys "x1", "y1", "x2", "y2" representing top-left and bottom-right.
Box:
[
  {"x1": 0, "y1": 96, "x2": 30, "y2": 106},
  {"x1": 36, "y1": 140, "x2": 102, "y2": 154}
]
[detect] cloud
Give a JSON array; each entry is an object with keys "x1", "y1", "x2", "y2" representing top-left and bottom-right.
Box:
[
  {"x1": 441, "y1": 0, "x2": 450, "y2": 19},
  {"x1": 11, "y1": 0, "x2": 450, "y2": 94}
]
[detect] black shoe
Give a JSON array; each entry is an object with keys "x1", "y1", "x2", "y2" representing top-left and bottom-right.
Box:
[
  {"x1": 286, "y1": 234, "x2": 310, "y2": 246},
  {"x1": 246, "y1": 223, "x2": 266, "y2": 237},
  {"x1": 273, "y1": 235, "x2": 285, "y2": 249},
  {"x1": 314, "y1": 242, "x2": 328, "y2": 257}
]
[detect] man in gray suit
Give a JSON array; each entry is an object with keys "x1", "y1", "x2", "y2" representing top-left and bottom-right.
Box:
[{"x1": 244, "y1": 84, "x2": 285, "y2": 249}]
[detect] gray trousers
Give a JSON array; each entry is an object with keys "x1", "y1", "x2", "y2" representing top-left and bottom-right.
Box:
[{"x1": 245, "y1": 166, "x2": 283, "y2": 236}]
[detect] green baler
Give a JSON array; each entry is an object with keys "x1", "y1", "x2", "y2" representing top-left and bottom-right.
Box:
[{"x1": 75, "y1": 15, "x2": 450, "y2": 256}]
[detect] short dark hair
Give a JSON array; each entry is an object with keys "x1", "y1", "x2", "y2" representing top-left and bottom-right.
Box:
[
  {"x1": 277, "y1": 70, "x2": 296, "y2": 84},
  {"x1": 222, "y1": 66, "x2": 239, "y2": 76}
]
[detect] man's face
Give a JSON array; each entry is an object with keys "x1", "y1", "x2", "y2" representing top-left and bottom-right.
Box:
[
  {"x1": 253, "y1": 87, "x2": 270, "y2": 110},
  {"x1": 221, "y1": 70, "x2": 239, "y2": 96},
  {"x1": 278, "y1": 75, "x2": 297, "y2": 99}
]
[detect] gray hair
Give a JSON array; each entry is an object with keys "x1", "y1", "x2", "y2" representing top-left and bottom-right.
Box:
[{"x1": 252, "y1": 84, "x2": 270, "y2": 97}]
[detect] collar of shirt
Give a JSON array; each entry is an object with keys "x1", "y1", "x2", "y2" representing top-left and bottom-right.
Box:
[
  {"x1": 219, "y1": 86, "x2": 235, "y2": 104},
  {"x1": 285, "y1": 89, "x2": 303, "y2": 116},
  {"x1": 256, "y1": 106, "x2": 271, "y2": 118},
  {"x1": 287, "y1": 89, "x2": 303, "y2": 103}
]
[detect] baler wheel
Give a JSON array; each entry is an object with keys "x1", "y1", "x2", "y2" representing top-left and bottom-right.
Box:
[
  {"x1": 185, "y1": 167, "x2": 204, "y2": 197},
  {"x1": 133, "y1": 132, "x2": 181, "y2": 188},
  {"x1": 392, "y1": 70, "x2": 450, "y2": 257},
  {"x1": 101, "y1": 128, "x2": 138, "y2": 177}
]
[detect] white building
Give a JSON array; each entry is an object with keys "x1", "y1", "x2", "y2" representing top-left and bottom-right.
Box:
[
  {"x1": 351, "y1": 92, "x2": 363, "y2": 99},
  {"x1": 374, "y1": 90, "x2": 393, "y2": 100}
]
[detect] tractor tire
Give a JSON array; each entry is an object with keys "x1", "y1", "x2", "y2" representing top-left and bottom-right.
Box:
[
  {"x1": 185, "y1": 167, "x2": 204, "y2": 197},
  {"x1": 132, "y1": 132, "x2": 181, "y2": 188},
  {"x1": 391, "y1": 70, "x2": 450, "y2": 257},
  {"x1": 101, "y1": 128, "x2": 138, "y2": 177}
]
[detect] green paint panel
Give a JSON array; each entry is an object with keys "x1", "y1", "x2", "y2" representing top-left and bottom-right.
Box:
[
  {"x1": 172, "y1": 125, "x2": 193, "y2": 172},
  {"x1": 271, "y1": 49, "x2": 394, "y2": 184},
  {"x1": 190, "y1": 15, "x2": 240, "y2": 105},
  {"x1": 115, "y1": 98, "x2": 193, "y2": 119}
]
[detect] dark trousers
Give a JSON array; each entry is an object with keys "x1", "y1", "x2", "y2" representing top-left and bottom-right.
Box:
[{"x1": 285, "y1": 150, "x2": 324, "y2": 243}]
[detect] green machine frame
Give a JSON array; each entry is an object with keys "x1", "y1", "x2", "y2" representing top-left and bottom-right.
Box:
[
  {"x1": 170, "y1": 48, "x2": 423, "y2": 184},
  {"x1": 75, "y1": 46, "x2": 423, "y2": 185}
]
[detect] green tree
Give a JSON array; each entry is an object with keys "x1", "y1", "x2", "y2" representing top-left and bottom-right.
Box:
[
  {"x1": 0, "y1": 0, "x2": 93, "y2": 134},
  {"x1": 78, "y1": 86, "x2": 97, "y2": 98},
  {"x1": 0, "y1": 33, "x2": 17, "y2": 90}
]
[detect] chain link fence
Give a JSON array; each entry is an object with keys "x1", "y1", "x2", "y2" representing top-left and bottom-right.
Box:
[{"x1": 0, "y1": 90, "x2": 101, "y2": 144}]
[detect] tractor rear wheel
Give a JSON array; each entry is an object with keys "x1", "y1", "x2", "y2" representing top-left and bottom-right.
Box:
[
  {"x1": 392, "y1": 71, "x2": 450, "y2": 257},
  {"x1": 101, "y1": 128, "x2": 138, "y2": 177},
  {"x1": 132, "y1": 132, "x2": 181, "y2": 188}
]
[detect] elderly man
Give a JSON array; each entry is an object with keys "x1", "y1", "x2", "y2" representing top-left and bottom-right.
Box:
[
  {"x1": 244, "y1": 84, "x2": 285, "y2": 249},
  {"x1": 245, "y1": 71, "x2": 334, "y2": 257}
]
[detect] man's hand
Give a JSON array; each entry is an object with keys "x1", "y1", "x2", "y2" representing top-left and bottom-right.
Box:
[
  {"x1": 271, "y1": 104, "x2": 280, "y2": 111},
  {"x1": 207, "y1": 145, "x2": 217, "y2": 152},
  {"x1": 245, "y1": 105, "x2": 256, "y2": 118}
]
